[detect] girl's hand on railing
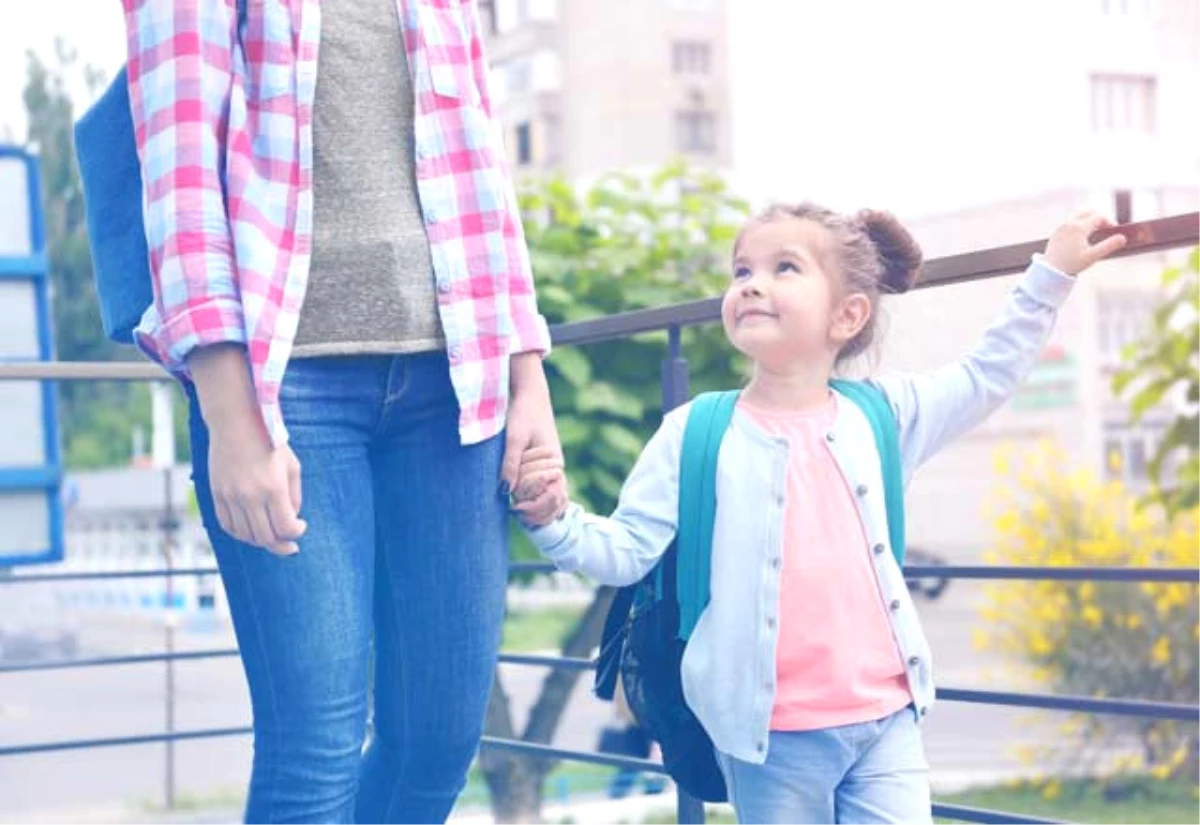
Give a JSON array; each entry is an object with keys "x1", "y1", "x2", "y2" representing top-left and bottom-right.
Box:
[{"x1": 1044, "y1": 211, "x2": 1128, "y2": 276}]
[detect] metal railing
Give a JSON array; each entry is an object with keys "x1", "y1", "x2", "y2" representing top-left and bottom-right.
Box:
[{"x1": 1, "y1": 213, "x2": 1198, "y2": 824}]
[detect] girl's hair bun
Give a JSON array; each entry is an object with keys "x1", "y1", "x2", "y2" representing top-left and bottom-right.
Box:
[{"x1": 857, "y1": 209, "x2": 922, "y2": 294}]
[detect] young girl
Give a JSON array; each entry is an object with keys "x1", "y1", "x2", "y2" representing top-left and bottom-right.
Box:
[{"x1": 513, "y1": 204, "x2": 1126, "y2": 824}]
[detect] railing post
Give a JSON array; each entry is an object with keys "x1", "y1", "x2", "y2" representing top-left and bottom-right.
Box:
[
  {"x1": 663, "y1": 326, "x2": 702, "y2": 825},
  {"x1": 162, "y1": 465, "x2": 177, "y2": 811},
  {"x1": 662, "y1": 325, "x2": 689, "y2": 413},
  {"x1": 677, "y1": 790, "x2": 705, "y2": 824}
]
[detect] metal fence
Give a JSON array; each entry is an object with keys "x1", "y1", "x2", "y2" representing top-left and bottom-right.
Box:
[{"x1": 1, "y1": 213, "x2": 1198, "y2": 824}]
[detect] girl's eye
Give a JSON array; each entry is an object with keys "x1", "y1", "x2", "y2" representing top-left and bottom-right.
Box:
[
  {"x1": 733, "y1": 266, "x2": 751, "y2": 280},
  {"x1": 778, "y1": 261, "x2": 799, "y2": 274}
]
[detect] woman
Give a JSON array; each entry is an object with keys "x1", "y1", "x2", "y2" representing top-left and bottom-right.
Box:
[{"x1": 120, "y1": 0, "x2": 565, "y2": 820}]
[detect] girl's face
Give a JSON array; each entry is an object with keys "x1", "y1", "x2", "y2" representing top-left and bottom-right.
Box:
[{"x1": 721, "y1": 218, "x2": 868, "y2": 372}]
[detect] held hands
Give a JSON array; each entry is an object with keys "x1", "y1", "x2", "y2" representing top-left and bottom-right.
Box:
[
  {"x1": 1044, "y1": 211, "x2": 1128, "y2": 276},
  {"x1": 501, "y1": 352, "x2": 569, "y2": 527},
  {"x1": 510, "y1": 446, "x2": 569, "y2": 527}
]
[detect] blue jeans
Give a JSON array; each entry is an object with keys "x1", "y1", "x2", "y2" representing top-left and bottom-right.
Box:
[
  {"x1": 188, "y1": 353, "x2": 509, "y2": 824},
  {"x1": 715, "y1": 708, "x2": 932, "y2": 824}
]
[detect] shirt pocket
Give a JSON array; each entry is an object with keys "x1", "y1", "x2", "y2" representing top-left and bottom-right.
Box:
[{"x1": 415, "y1": 1, "x2": 481, "y2": 104}]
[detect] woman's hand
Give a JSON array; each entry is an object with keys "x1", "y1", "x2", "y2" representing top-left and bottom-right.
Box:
[
  {"x1": 502, "y1": 352, "x2": 568, "y2": 522},
  {"x1": 1044, "y1": 212, "x2": 1128, "y2": 276},
  {"x1": 190, "y1": 344, "x2": 307, "y2": 556}
]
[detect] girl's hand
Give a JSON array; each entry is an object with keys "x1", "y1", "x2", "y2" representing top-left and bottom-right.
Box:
[
  {"x1": 512, "y1": 446, "x2": 568, "y2": 527},
  {"x1": 1044, "y1": 211, "x2": 1128, "y2": 277}
]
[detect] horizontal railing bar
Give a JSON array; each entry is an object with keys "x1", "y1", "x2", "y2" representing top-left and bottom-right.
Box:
[
  {"x1": 0, "y1": 649, "x2": 239, "y2": 675},
  {"x1": 491, "y1": 657, "x2": 1198, "y2": 720},
  {"x1": 5, "y1": 564, "x2": 1193, "y2": 586},
  {"x1": 509, "y1": 561, "x2": 557, "y2": 575},
  {"x1": 938, "y1": 688, "x2": 1198, "y2": 721},
  {"x1": 922, "y1": 211, "x2": 1198, "y2": 288},
  {"x1": 0, "y1": 727, "x2": 252, "y2": 758},
  {"x1": 0, "y1": 729, "x2": 1067, "y2": 825},
  {"x1": 479, "y1": 736, "x2": 665, "y2": 773},
  {"x1": 2, "y1": 215, "x2": 1193, "y2": 379},
  {"x1": 0, "y1": 568, "x2": 219, "y2": 584},
  {"x1": 902, "y1": 565, "x2": 1199, "y2": 583},
  {"x1": 931, "y1": 802, "x2": 1064, "y2": 824},
  {"x1": 477, "y1": 739, "x2": 1067, "y2": 825},
  {"x1": 497, "y1": 653, "x2": 595, "y2": 670}
]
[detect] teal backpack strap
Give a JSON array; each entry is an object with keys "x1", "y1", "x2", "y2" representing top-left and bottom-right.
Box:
[
  {"x1": 828, "y1": 379, "x2": 906, "y2": 568},
  {"x1": 676, "y1": 390, "x2": 739, "y2": 641}
]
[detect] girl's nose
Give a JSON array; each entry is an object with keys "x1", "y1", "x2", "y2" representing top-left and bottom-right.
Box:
[{"x1": 740, "y1": 277, "x2": 764, "y2": 298}]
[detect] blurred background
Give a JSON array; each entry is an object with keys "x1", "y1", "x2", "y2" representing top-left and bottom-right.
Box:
[{"x1": 0, "y1": 1, "x2": 1197, "y2": 823}]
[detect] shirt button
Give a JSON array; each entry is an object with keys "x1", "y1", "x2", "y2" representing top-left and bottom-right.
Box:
[
  {"x1": 775, "y1": 494, "x2": 785, "y2": 507},
  {"x1": 771, "y1": 557, "x2": 781, "y2": 570},
  {"x1": 920, "y1": 706, "x2": 928, "y2": 717},
  {"x1": 890, "y1": 599, "x2": 901, "y2": 611},
  {"x1": 448, "y1": 347, "x2": 462, "y2": 363},
  {"x1": 766, "y1": 617, "x2": 776, "y2": 629},
  {"x1": 825, "y1": 432, "x2": 835, "y2": 443},
  {"x1": 757, "y1": 742, "x2": 766, "y2": 753},
  {"x1": 856, "y1": 484, "x2": 868, "y2": 497},
  {"x1": 436, "y1": 279, "x2": 451, "y2": 295},
  {"x1": 908, "y1": 656, "x2": 920, "y2": 668},
  {"x1": 873, "y1": 543, "x2": 886, "y2": 555}
]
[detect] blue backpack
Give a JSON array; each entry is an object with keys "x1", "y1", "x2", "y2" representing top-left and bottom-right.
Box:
[
  {"x1": 594, "y1": 381, "x2": 906, "y2": 802},
  {"x1": 74, "y1": 0, "x2": 248, "y2": 344}
]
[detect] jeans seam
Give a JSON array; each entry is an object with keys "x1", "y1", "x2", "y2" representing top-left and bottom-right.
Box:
[
  {"x1": 229, "y1": 519, "x2": 284, "y2": 824},
  {"x1": 378, "y1": 355, "x2": 412, "y2": 431},
  {"x1": 375, "y1": 523, "x2": 411, "y2": 820}
]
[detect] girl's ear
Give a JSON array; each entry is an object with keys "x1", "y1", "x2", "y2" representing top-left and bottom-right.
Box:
[{"x1": 830, "y1": 292, "x2": 871, "y2": 347}]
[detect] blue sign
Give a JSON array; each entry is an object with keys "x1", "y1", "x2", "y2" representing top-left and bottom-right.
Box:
[{"x1": 0, "y1": 145, "x2": 63, "y2": 566}]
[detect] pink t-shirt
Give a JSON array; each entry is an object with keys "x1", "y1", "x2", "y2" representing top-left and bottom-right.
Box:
[{"x1": 739, "y1": 394, "x2": 912, "y2": 732}]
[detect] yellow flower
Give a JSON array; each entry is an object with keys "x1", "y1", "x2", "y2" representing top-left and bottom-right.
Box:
[
  {"x1": 972, "y1": 629, "x2": 990, "y2": 651},
  {"x1": 1151, "y1": 636, "x2": 1171, "y2": 665},
  {"x1": 1030, "y1": 632, "x2": 1053, "y2": 656},
  {"x1": 1107, "y1": 449, "x2": 1124, "y2": 473},
  {"x1": 1128, "y1": 612, "x2": 1143, "y2": 630},
  {"x1": 1150, "y1": 763, "x2": 1172, "y2": 780},
  {"x1": 1042, "y1": 780, "x2": 1062, "y2": 800},
  {"x1": 1079, "y1": 582, "x2": 1096, "y2": 602},
  {"x1": 1081, "y1": 604, "x2": 1103, "y2": 628}
]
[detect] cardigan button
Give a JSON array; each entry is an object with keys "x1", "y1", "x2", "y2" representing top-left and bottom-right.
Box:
[{"x1": 856, "y1": 483, "x2": 868, "y2": 497}]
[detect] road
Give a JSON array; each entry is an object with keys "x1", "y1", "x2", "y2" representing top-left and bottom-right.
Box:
[{"x1": 0, "y1": 580, "x2": 1094, "y2": 823}]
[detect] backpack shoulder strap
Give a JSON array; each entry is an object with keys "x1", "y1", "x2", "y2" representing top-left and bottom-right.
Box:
[
  {"x1": 829, "y1": 379, "x2": 906, "y2": 567},
  {"x1": 677, "y1": 390, "x2": 739, "y2": 641}
]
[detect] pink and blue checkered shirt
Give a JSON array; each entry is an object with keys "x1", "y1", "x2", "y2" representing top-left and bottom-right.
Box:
[{"x1": 121, "y1": 0, "x2": 550, "y2": 446}]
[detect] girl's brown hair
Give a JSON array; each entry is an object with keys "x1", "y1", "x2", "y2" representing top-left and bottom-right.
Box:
[{"x1": 739, "y1": 203, "x2": 924, "y2": 361}]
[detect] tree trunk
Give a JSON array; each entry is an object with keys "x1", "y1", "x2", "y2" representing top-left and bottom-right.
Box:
[{"x1": 480, "y1": 587, "x2": 618, "y2": 823}]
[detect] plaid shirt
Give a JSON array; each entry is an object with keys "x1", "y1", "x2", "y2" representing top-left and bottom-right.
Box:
[{"x1": 122, "y1": 0, "x2": 550, "y2": 446}]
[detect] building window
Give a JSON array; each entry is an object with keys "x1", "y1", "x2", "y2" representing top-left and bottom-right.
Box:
[
  {"x1": 676, "y1": 110, "x2": 716, "y2": 154},
  {"x1": 1096, "y1": 0, "x2": 1153, "y2": 14},
  {"x1": 1104, "y1": 419, "x2": 1170, "y2": 484},
  {"x1": 543, "y1": 114, "x2": 562, "y2": 164},
  {"x1": 1096, "y1": 290, "x2": 1157, "y2": 367},
  {"x1": 507, "y1": 59, "x2": 532, "y2": 96},
  {"x1": 1090, "y1": 75, "x2": 1157, "y2": 134},
  {"x1": 479, "y1": 0, "x2": 498, "y2": 35},
  {"x1": 672, "y1": 41, "x2": 712, "y2": 74},
  {"x1": 516, "y1": 122, "x2": 533, "y2": 166}
]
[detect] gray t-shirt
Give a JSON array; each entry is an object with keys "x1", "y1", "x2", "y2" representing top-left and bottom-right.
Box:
[{"x1": 292, "y1": 0, "x2": 444, "y2": 357}]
